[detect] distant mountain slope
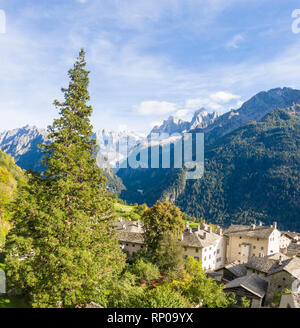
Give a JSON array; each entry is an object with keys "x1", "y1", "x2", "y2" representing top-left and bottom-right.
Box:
[
  {"x1": 0, "y1": 125, "x2": 49, "y2": 172},
  {"x1": 118, "y1": 87, "x2": 300, "y2": 209},
  {"x1": 149, "y1": 109, "x2": 221, "y2": 136},
  {"x1": 201, "y1": 87, "x2": 300, "y2": 145},
  {"x1": 174, "y1": 105, "x2": 300, "y2": 231},
  {"x1": 0, "y1": 126, "x2": 125, "y2": 195}
]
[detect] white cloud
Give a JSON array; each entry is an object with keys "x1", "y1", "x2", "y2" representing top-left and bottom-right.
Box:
[
  {"x1": 226, "y1": 34, "x2": 244, "y2": 49},
  {"x1": 210, "y1": 91, "x2": 240, "y2": 103},
  {"x1": 135, "y1": 101, "x2": 178, "y2": 116}
]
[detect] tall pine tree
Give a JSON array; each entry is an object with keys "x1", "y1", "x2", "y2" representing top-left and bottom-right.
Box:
[{"x1": 4, "y1": 49, "x2": 125, "y2": 308}]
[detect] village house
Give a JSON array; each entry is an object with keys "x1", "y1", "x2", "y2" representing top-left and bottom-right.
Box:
[
  {"x1": 181, "y1": 223, "x2": 226, "y2": 272},
  {"x1": 224, "y1": 222, "x2": 281, "y2": 264},
  {"x1": 224, "y1": 273, "x2": 269, "y2": 308},
  {"x1": 113, "y1": 219, "x2": 226, "y2": 271},
  {"x1": 245, "y1": 254, "x2": 300, "y2": 303},
  {"x1": 113, "y1": 219, "x2": 145, "y2": 255}
]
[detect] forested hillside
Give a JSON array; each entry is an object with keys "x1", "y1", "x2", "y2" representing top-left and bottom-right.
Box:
[
  {"x1": 0, "y1": 150, "x2": 25, "y2": 247},
  {"x1": 175, "y1": 106, "x2": 300, "y2": 231}
]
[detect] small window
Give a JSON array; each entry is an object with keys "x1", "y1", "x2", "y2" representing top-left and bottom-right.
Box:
[
  {"x1": 283, "y1": 277, "x2": 286, "y2": 281},
  {"x1": 253, "y1": 246, "x2": 256, "y2": 249},
  {"x1": 132, "y1": 244, "x2": 135, "y2": 247},
  {"x1": 126, "y1": 243, "x2": 129, "y2": 246},
  {"x1": 184, "y1": 247, "x2": 187, "y2": 251},
  {"x1": 195, "y1": 248, "x2": 199, "y2": 253},
  {"x1": 217, "y1": 249, "x2": 220, "y2": 254},
  {"x1": 257, "y1": 238, "x2": 259, "y2": 241},
  {"x1": 194, "y1": 257, "x2": 199, "y2": 261},
  {"x1": 261, "y1": 247, "x2": 264, "y2": 250},
  {"x1": 278, "y1": 285, "x2": 282, "y2": 289},
  {"x1": 141, "y1": 245, "x2": 144, "y2": 249},
  {"x1": 240, "y1": 236, "x2": 242, "y2": 239}
]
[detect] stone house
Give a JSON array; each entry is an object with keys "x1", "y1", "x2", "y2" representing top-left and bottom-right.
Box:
[
  {"x1": 181, "y1": 223, "x2": 226, "y2": 272},
  {"x1": 113, "y1": 220, "x2": 226, "y2": 272},
  {"x1": 246, "y1": 254, "x2": 300, "y2": 304},
  {"x1": 114, "y1": 219, "x2": 145, "y2": 256},
  {"x1": 224, "y1": 222, "x2": 280, "y2": 264},
  {"x1": 224, "y1": 273, "x2": 269, "y2": 308}
]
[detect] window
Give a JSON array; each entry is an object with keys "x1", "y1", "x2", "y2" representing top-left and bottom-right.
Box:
[
  {"x1": 204, "y1": 257, "x2": 207, "y2": 261},
  {"x1": 132, "y1": 244, "x2": 135, "y2": 247},
  {"x1": 283, "y1": 277, "x2": 286, "y2": 281},
  {"x1": 184, "y1": 247, "x2": 187, "y2": 251},
  {"x1": 240, "y1": 236, "x2": 242, "y2": 239},
  {"x1": 209, "y1": 255, "x2": 211, "y2": 259},
  {"x1": 141, "y1": 246, "x2": 144, "y2": 249},
  {"x1": 253, "y1": 246, "x2": 256, "y2": 249},
  {"x1": 126, "y1": 243, "x2": 129, "y2": 246},
  {"x1": 278, "y1": 285, "x2": 282, "y2": 289},
  {"x1": 217, "y1": 249, "x2": 220, "y2": 254},
  {"x1": 194, "y1": 257, "x2": 199, "y2": 261},
  {"x1": 261, "y1": 247, "x2": 264, "y2": 250},
  {"x1": 257, "y1": 238, "x2": 259, "y2": 241},
  {"x1": 217, "y1": 258, "x2": 221, "y2": 262},
  {"x1": 195, "y1": 248, "x2": 199, "y2": 253}
]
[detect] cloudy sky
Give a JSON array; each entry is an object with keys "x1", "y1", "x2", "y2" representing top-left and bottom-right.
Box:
[{"x1": 0, "y1": 0, "x2": 300, "y2": 133}]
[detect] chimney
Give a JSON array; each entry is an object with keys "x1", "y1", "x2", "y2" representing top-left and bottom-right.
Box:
[
  {"x1": 217, "y1": 228, "x2": 223, "y2": 236},
  {"x1": 278, "y1": 255, "x2": 283, "y2": 266},
  {"x1": 119, "y1": 218, "x2": 123, "y2": 222},
  {"x1": 207, "y1": 226, "x2": 212, "y2": 233},
  {"x1": 181, "y1": 233, "x2": 184, "y2": 241},
  {"x1": 273, "y1": 222, "x2": 277, "y2": 229},
  {"x1": 186, "y1": 222, "x2": 189, "y2": 230},
  {"x1": 122, "y1": 224, "x2": 126, "y2": 230},
  {"x1": 197, "y1": 224, "x2": 201, "y2": 231},
  {"x1": 202, "y1": 232, "x2": 207, "y2": 240},
  {"x1": 259, "y1": 221, "x2": 263, "y2": 226},
  {"x1": 251, "y1": 224, "x2": 256, "y2": 230}
]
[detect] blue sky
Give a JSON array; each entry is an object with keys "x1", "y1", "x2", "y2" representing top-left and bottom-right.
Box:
[{"x1": 0, "y1": 0, "x2": 300, "y2": 133}]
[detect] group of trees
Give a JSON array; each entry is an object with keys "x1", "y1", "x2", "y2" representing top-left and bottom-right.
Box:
[{"x1": 1, "y1": 50, "x2": 238, "y2": 308}]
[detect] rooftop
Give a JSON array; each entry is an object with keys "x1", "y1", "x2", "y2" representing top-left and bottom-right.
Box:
[
  {"x1": 225, "y1": 261, "x2": 247, "y2": 277},
  {"x1": 246, "y1": 254, "x2": 300, "y2": 279},
  {"x1": 225, "y1": 273, "x2": 269, "y2": 298},
  {"x1": 224, "y1": 223, "x2": 277, "y2": 239}
]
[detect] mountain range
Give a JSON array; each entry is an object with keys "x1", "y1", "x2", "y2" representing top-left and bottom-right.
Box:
[
  {"x1": 117, "y1": 87, "x2": 300, "y2": 230},
  {"x1": 1, "y1": 87, "x2": 300, "y2": 230}
]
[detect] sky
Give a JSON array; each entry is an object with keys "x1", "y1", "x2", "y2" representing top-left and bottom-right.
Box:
[{"x1": 0, "y1": 0, "x2": 300, "y2": 134}]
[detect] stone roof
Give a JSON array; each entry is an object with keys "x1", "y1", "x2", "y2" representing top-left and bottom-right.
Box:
[
  {"x1": 181, "y1": 228, "x2": 222, "y2": 248},
  {"x1": 225, "y1": 273, "x2": 269, "y2": 298},
  {"x1": 246, "y1": 254, "x2": 300, "y2": 279},
  {"x1": 281, "y1": 231, "x2": 299, "y2": 241},
  {"x1": 113, "y1": 219, "x2": 144, "y2": 233},
  {"x1": 225, "y1": 261, "x2": 247, "y2": 277},
  {"x1": 286, "y1": 243, "x2": 300, "y2": 257},
  {"x1": 118, "y1": 231, "x2": 144, "y2": 244},
  {"x1": 224, "y1": 224, "x2": 276, "y2": 239}
]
